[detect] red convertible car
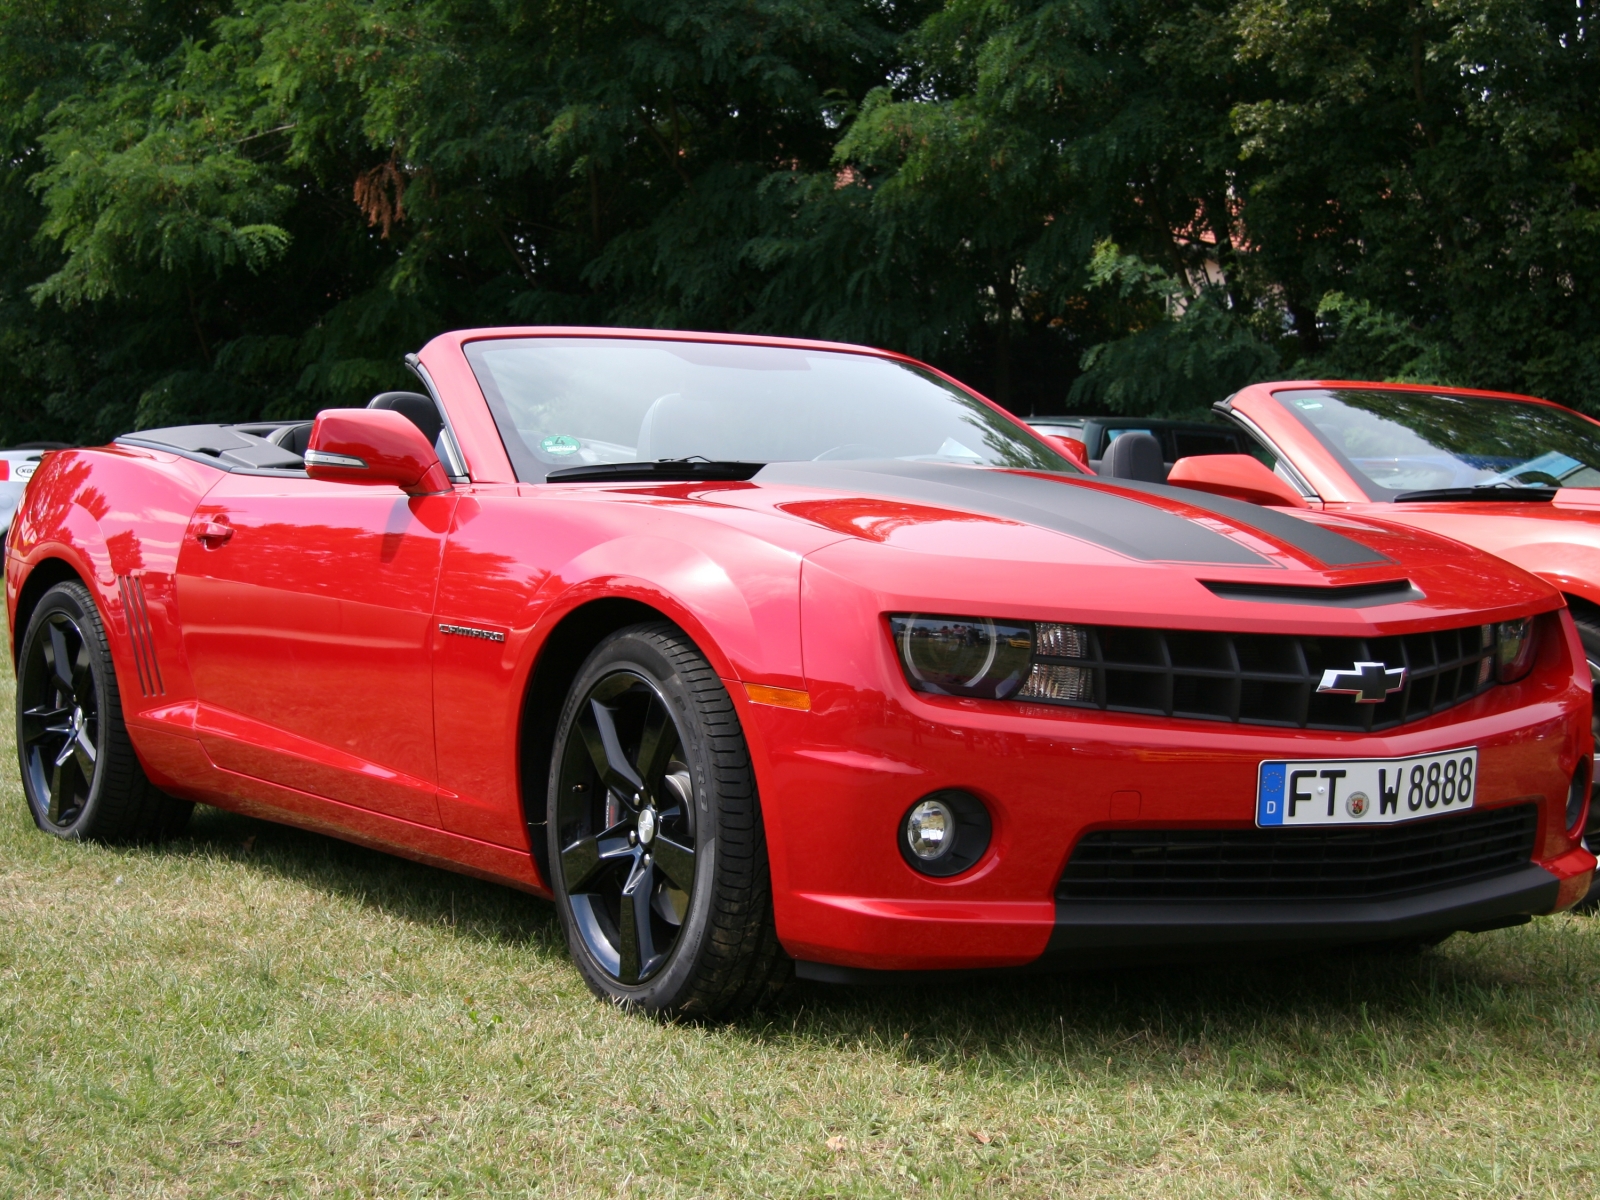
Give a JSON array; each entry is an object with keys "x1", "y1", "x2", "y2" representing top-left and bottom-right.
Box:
[
  {"x1": 7, "y1": 331, "x2": 1597, "y2": 1015},
  {"x1": 1168, "y1": 382, "x2": 1600, "y2": 862}
]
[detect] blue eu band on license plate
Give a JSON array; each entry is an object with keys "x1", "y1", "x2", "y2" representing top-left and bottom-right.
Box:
[{"x1": 1257, "y1": 748, "x2": 1478, "y2": 827}]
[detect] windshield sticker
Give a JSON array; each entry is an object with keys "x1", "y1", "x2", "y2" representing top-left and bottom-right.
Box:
[
  {"x1": 541, "y1": 435, "x2": 580, "y2": 457},
  {"x1": 937, "y1": 437, "x2": 983, "y2": 461}
]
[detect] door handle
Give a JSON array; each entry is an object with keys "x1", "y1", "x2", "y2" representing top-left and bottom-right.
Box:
[{"x1": 195, "y1": 520, "x2": 233, "y2": 546}]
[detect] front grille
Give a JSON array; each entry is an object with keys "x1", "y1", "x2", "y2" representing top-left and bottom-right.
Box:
[
  {"x1": 1058, "y1": 803, "x2": 1537, "y2": 902},
  {"x1": 1023, "y1": 622, "x2": 1496, "y2": 731}
]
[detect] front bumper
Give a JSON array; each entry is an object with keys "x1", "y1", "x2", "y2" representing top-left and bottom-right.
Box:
[
  {"x1": 794, "y1": 861, "x2": 1581, "y2": 982},
  {"x1": 751, "y1": 577, "x2": 1595, "y2": 974},
  {"x1": 1042, "y1": 861, "x2": 1561, "y2": 958},
  {"x1": 746, "y1": 687, "x2": 1594, "y2": 973}
]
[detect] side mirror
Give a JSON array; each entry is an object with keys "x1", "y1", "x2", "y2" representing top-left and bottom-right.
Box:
[
  {"x1": 1040, "y1": 433, "x2": 1093, "y2": 473},
  {"x1": 1167, "y1": 454, "x2": 1308, "y2": 508},
  {"x1": 304, "y1": 409, "x2": 451, "y2": 495}
]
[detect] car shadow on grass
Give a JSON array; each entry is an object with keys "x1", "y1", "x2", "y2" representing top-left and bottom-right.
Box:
[
  {"x1": 753, "y1": 927, "x2": 1599, "y2": 1081},
  {"x1": 153, "y1": 801, "x2": 566, "y2": 954},
  {"x1": 130, "y1": 800, "x2": 1596, "y2": 1065}
]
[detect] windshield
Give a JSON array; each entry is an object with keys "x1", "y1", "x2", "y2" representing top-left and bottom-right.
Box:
[
  {"x1": 1273, "y1": 388, "x2": 1600, "y2": 499},
  {"x1": 464, "y1": 337, "x2": 1076, "y2": 482}
]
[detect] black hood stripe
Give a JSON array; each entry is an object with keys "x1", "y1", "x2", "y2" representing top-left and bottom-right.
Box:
[
  {"x1": 757, "y1": 460, "x2": 1271, "y2": 565},
  {"x1": 1094, "y1": 477, "x2": 1388, "y2": 567},
  {"x1": 755, "y1": 461, "x2": 1388, "y2": 568}
]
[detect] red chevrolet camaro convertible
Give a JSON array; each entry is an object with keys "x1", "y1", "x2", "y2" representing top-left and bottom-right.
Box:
[{"x1": 7, "y1": 329, "x2": 1597, "y2": 1015}]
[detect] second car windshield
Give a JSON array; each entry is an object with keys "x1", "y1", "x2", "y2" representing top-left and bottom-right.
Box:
[
  {"x1": 1273, "y1": 387, "x2": 1600, "y2": 498},
  {"x1": 463, "y1": 337, "x2": 1075, "y2": 482}
]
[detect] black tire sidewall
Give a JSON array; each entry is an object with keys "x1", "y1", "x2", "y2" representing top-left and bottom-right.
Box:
[
  {"x1": 547, "y1": 625, "x2": 729, "y2": 1011},
  {"x1": 16, "y1": 582, "x2": 114, "y2": 839}
]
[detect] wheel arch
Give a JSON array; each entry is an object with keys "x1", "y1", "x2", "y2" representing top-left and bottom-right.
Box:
[
  {"x1": 12, "y1": 557, "x2": 89, "y2": 665},
  {"x1": 517, "y1": 596, "x2": 685, "y2": 884},
  {"x1": 1566, "y1": 592, "x2": 1600, "y2": 629}
]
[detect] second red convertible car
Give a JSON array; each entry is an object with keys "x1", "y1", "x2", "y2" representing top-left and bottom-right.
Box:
[{"x1": 7, "y1": 331, "x2": 1597, "y2": 1015}]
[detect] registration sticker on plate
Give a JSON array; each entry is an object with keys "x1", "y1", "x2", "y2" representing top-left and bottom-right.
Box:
[{"x1": 1257, "y1": 747, "x2": 1477, "y2": 827}]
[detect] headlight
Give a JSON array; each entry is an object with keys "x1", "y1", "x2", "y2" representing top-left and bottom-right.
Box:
[
  {"x1": 891, "y1": 614, "x2": 1095, "y2": 703},
  {"x1": 889, "y1": 616, "x2": 1034, "y2": 699},
  {"x1": 1496, "y1": 617, "x2": 1537, "y2": 683}
]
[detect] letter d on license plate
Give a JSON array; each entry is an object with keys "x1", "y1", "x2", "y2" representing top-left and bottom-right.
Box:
[{"x1": 1257, "y1": 748, "x2": 1478, "y2": 827}]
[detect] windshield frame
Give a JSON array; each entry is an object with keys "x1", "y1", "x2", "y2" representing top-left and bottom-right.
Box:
[
  {"x1": 1269, "y1": 385, "x2": 1600, "y2": 501},
  {"x1": 461, "y1": 331, "x2": 1077, "y2": 483}
]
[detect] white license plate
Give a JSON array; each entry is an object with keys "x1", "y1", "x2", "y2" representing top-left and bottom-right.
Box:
[{"x1": 1257, "y1": 748, "x2": 1478, "y2": 827}]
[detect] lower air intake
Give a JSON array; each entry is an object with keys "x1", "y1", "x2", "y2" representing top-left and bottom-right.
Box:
[{"x1": 1058, "y1": 804, "x2": 1538, "y2": 902}]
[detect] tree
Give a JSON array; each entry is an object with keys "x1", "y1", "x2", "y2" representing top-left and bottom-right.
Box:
[{"x1": 4, "y1": 0, "x2": 1600, "y2": 444}]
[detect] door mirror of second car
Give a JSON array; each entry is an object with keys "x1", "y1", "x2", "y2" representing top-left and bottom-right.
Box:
[
  {"x1": 1039, "y1": 433, "x2": 1093, "y2": 472},
  {"x1": 1167, "y1": 454, "x2": 1309, "y2": 508},
  {"x1": 304, "y1": 408, "x2": 452, "y2": 495}
]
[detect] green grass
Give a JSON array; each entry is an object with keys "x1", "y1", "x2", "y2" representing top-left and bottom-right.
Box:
[{"x1": 2, "y1": 664, "x2": 1600, "y2": 1198}]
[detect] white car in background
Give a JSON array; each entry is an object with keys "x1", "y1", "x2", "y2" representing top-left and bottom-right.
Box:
[{"x1": 0, "y1": 444, "x2": 70, "y2": 538}]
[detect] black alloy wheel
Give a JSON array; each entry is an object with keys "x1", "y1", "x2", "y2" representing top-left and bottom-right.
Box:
[
  {"x1": 15, "y1": 581, "x2": 190, "y2": 841},
  {"x1": 19, "y1": 605, "x2": 99, "y2": 828},
  {"x1": 556, "y1": 669, "x2": 698, "y2": 984},
  {"x1": 548, "y1": 622, "x2": 787, "y2": 1016}
]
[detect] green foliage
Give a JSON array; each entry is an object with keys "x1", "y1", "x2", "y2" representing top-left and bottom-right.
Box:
[
  {"x1": 1, "y1": 0, "x2": 1599, "y2": 443},
  {"x1": 1069, "y1": 241, "x2": 1281, "y2": 416}
]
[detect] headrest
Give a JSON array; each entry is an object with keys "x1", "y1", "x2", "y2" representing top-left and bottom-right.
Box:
[
  {"x1": 368, "y1": 391, "x2": 443, "y2": 447},
  {"x1": 1101, "y1": 430, "x2": 1165, "y2": 483}
]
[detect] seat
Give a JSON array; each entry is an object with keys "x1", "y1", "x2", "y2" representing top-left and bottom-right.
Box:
[
  {"x1": 267, "y1": 421, "x2": 315, "y2": 457},
  {"x1": 1101, "y1": 430, "x2": 1165, "y2": 483},
  {"x1": 368, "y1": 391, "x2": 444, "y2": 447}
]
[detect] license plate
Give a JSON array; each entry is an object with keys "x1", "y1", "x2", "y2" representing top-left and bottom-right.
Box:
[{"x1": 1257, "y1": 747, "x2": 1478, "y2": 827}]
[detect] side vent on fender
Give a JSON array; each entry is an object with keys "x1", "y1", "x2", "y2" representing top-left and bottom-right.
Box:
[{"x1": 117, "y1": 574, "x2": 165, "y2": 697}]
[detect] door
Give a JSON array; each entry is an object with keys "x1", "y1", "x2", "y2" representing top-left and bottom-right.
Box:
[{"x1": 174, "y1": 472, "x2": 455, "y2": 826}]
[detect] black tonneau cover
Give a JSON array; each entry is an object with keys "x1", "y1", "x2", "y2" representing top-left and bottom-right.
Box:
[{"x1": 117, "y1": 421, "x2": 310, "y2": 473}]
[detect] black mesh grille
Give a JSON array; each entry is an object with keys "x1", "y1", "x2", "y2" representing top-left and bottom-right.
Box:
[
  {"x1": 1025, "y1": 622, "x2": 1496, "y2": 731},
  {"x1": 1058, "y1": 803, "x2": 1538, "y2": 901}
]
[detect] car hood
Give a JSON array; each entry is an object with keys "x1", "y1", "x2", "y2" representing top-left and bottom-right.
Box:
[
  {"x1": 697, "y1": 461, "x2": 1560, "y2": 631},
  {"x1": 1324, "y1": 493, "x2": 1600, "y2": 606}
]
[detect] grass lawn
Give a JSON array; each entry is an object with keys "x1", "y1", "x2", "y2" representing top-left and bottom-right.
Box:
[{"x1": 2, "y1": 666, "x2": 1599, "y2": 1198}]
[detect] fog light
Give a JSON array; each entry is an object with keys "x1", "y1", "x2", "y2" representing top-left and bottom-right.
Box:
[
  {"x1": 905, "y1": 799, "x2": 954, "y2": 862},
  {"x1": 898, "y1": 790, "x2": 993, "y2": 877},
  {"x1": 1568, "y1": 760, "x2": 1591, "y2": 835}
]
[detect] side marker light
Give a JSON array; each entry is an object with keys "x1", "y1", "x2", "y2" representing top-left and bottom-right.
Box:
[{"x1": 744, "y1": 683, "x2": 811, "y2": 710}]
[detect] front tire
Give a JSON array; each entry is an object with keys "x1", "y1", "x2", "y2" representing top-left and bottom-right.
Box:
[
  {"x1": 15, "y1": 581, "x2": 191, "y2": 841},
  {"x1": 547, "y1": 622, "x2": 786, "y2": 1017},
  {"x1": 1572, "y1": 611, "x2": 1600, "y2": 912}
]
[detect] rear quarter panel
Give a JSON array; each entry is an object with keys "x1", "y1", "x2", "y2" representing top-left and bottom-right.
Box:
[{"x1": 7, "y1": 446, "x2": 218, "y2": 786}]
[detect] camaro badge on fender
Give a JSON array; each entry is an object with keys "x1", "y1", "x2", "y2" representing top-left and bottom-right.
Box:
[
  {"x1": 1317, "y1": 661, "x2": 1406, "y2": 703},
  {"x1": 438, "y1": 623, "x2": 506, "y2": 643}
]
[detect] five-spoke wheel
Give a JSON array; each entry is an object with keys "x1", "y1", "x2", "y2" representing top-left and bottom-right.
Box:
[
  {"x1": 15, "y1": 581, "x2": 190, "y2": 841},
  {"x1": 548, "y1": 622, "x2": 786, "y2": 1015},
  {"x1": 555, "y1": 670, "x2": 698, "y2": 984},
  {"x1": 19, "y1": 606, "x2": 100, "y2": 829}
]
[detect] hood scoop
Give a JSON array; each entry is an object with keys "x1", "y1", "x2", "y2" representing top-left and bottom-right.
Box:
[{"x1": 1201, "y1": 579, "x2": 1423, "y2": 607}]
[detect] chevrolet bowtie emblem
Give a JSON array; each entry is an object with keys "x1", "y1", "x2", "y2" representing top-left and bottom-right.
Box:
[{"x1": 1317, "y1": 661, "x2": 1406, "y2": 703}]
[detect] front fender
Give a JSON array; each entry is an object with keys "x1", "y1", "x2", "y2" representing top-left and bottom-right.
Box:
[
  {"x1": 1492, "y1": 541, "x2": 1600, "y2": 610},
  {"x1": 525, "y1": 533, "x2": 804, "y2": 690}
]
